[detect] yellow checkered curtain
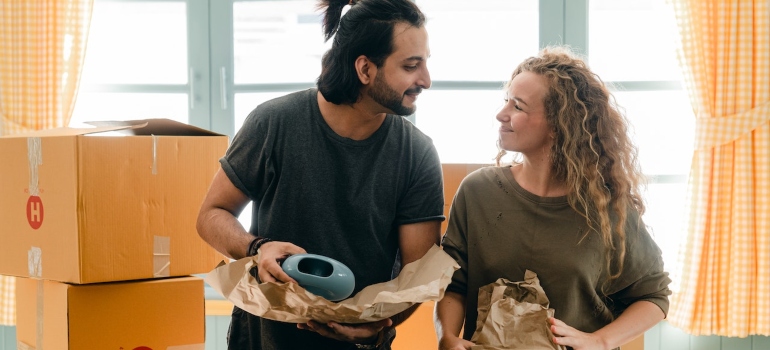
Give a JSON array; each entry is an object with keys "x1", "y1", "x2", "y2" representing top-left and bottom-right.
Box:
[
  {"x1": 668, "y1": 0, "x2": 770, "y2": 337},
  {"x1": 0, "y1": 0, "x2": 93, "y2": 325},
  {"x1": 0, "y1": 277, "x2": 13, "y2": 326}
]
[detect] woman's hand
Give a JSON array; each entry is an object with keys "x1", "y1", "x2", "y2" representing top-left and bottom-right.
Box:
[
  {"x1": 298, "y1": 318, "x2": 393, "y2": 344},
  {"x1": 438, "y1": 334, "x2": 475, "y2": 350},
  {"x1": 549, "y1": 317, "x2": 608, "y2": 350}
]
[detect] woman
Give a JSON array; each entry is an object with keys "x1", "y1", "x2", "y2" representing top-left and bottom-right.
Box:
[{"x1": 434, "y1": 46, "x2": 671, "y2": 350}]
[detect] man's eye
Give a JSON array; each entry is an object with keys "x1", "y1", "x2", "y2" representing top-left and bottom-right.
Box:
[{"x1": 404, "y1": 65, "x2": 417, "y2": 71}]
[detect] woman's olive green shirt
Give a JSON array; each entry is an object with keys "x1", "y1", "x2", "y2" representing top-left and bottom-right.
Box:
[{"x1": 442, "y1": 166, "x2": 671, "y2": 339}]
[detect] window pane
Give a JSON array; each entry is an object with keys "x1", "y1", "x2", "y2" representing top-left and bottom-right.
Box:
[
  {"x1": 81, "y1": 1, "x2": 188, "y2": 84},
  {"x1": 70, "y1": 93, "x2": 189, "y2": 126},
  {"x1": 642, "y1": 181, "x2": 689, "y2": 284},
  {"x1": 613, "y1": 90, "x2": 695, "y2": 175},
  {"x1": 233, "y1": 1, "x2": 327, "y2": 84},
  {"x1": 418, "y1": 0, "x2": 539, "y2": 81},
  {"x1": 415, "y1": 90, "x2": 503, "y2": 164},
  {"x1": 588, "y1": 0, "x2": 681, "y2": 81}
]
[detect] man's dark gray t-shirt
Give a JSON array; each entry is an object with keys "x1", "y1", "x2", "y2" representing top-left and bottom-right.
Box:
[{"x1": 220, "y1": 88, "x2": 445, "y2": 349}]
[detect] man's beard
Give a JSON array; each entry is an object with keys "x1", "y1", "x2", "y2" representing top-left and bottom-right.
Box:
[{"x1": 366, "y1": 71, "x2": 421, "y2": 116}]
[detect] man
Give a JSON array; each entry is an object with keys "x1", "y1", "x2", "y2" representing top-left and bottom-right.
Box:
[{"x1": 196, "y1": 0, "x2": 444, "y2": 349}]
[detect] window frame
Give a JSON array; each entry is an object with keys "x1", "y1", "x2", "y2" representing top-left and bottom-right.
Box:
[{"x1": 77, "y1": 0, "x2": 692, "y2": 256}]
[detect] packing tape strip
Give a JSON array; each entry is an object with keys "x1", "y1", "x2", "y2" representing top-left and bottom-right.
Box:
[
  {"x1": 27, "y1": 137, "x2": 42, "y2": 196},
  {"x1": 153, "y1": 236, "x2": 171, "y2": 278},
  {"x1": 151, "y1": 134, "x2": 158, "y2": 175},
  {"x1": 23, "y1": 248, "x2": 44, "y2": 349},
  {"x1": 28, "y1": 247, "x2": 42, "y2": 278},
  {"x1": 36, "y1": 280, "x2": 44, "y2": 350}
]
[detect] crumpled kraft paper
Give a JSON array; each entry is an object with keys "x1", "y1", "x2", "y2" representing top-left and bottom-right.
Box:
[
  {"x1": 470, "y1": 270, "x2": 566, "y2": 350},
  {"x1": 205, "y1": 244, "x2": 459, "y2": 324}
]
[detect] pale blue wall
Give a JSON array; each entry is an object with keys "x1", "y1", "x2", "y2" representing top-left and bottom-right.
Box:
[
  {"x1": 205, "y1": 316, "x2": 230, "y2": 350},
  {"x1": 646, "y1": 322, "x2": 770, "y2": 350},
  {"x1": 0, "y1": 326, "x2": 14, "y2": 350}
]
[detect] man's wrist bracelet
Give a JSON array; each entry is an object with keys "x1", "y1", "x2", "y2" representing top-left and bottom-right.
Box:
[
  {"x1": 354, "y1": 329, "x2": 385, "y2": 349},
  {"x1": 247, "y1": 237, "x2": 274, "y2": 256}
]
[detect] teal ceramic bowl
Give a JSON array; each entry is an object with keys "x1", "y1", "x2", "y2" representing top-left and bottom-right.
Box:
[{"x1": 281, "y1": 254, "x2": 355, "y2": 301}]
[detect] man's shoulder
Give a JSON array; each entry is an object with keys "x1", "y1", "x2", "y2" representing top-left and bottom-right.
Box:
[
  {"x1": 387, "y1": 115, "x2": 434, "y2": 146},
  {"x1": 257, "y1": 88, "x2": 316, "y2": 115},
  {"x1": 238, "y1": 88, "x2": 317, "y2": 134}
]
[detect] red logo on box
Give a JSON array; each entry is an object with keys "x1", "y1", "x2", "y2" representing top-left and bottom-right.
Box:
[{"x1": 26, "y1": 195, "x2": 44, "y2": 229}]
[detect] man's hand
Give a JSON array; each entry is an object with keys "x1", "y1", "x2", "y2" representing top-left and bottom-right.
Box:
[
  {"x1": 255, "y1": 241, "x2": 306, "y2": 283},
  {"x1": 297, "y1": 318, "x2": 393, "y2": 344}
]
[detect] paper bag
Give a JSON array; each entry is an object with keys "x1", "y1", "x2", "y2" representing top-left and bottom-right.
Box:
[
  {"x1": 205, "y1": 244, "x2": 459, "y2": 324},
  {"x1": 470, "y1": 270, "x2": 566, "y2": 350}
]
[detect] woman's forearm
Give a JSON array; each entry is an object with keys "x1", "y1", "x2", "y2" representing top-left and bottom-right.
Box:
[
  {"x1": 593, "y1": 300, "x2": 665, "y2": 349},
  {"x1": 434, "y1": 291, "x2": 467, "y2": 340}
]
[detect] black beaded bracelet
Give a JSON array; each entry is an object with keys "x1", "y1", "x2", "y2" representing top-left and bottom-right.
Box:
[
  {"x1": 247, "y1": 236, "x2": 274, "y2": 256},
  {"x1": 254, "y1": 237, "x2": 273, "y2": 253},
  {"x1": 247, "y1": 237, "x2": 261, "y2": 256}
]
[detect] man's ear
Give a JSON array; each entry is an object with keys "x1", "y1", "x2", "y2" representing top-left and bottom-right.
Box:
[{"x1": 355, "y1": 55, "x2": 374, "y2": 85}]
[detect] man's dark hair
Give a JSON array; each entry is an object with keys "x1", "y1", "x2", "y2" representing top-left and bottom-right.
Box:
[{"x1": 316, "y1": 0, "x2": 426, "y2": 105}]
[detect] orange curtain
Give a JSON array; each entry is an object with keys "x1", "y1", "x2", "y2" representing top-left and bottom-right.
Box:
[
  {"x1": 0, "y1": 279, "x2": 13, "y2": 326},
  {"x1": 0, "y1": 0, "x2": 93, "y2": 326},
  {"x1": 668, "y1": 0, "x2": 770, "y2": 337}
]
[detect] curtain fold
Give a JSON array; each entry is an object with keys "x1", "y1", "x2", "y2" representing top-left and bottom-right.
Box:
[
  {"x1": 668, "y1": 0, "x2": 770, "y2": 337},
  {"x1": 0, "y1": 0, "x2": 93, "y2": 326}
]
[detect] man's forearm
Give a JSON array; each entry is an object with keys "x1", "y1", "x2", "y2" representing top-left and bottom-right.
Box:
[{"x1": 197, "y1": 207, "x2": 253, "y2": 259}]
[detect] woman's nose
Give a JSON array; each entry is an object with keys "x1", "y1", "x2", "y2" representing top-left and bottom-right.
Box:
[{"x1": 496, "y1": 110, "x2": 509, "y2": 123}]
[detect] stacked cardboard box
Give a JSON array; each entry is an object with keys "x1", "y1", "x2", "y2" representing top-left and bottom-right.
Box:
[
  {"x1": 0, "y1": 119, "x2": 228, "y2": 349},
  {"x1": 15, "y1": 276, "x2": 206, "y2": 349}
]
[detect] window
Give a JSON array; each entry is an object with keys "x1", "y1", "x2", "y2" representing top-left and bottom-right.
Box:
[
  {"x1": 415, "y1": 0, "x2": 539, "y2": 164},
  {"x1": 71, "y1": 0, "x2": 210, "y2": 128},
  {"x1": 72, "y1": 0, "x2": 693, "y2": 273},
  {"x1": 588, "y1": 0, "x2": 693, "y2": 276}
]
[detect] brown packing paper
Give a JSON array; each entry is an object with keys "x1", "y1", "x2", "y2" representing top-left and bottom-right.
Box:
[
  {"x1": 205, "y1": 244, "x2": 459, "y2": 324},
  {"x1": 470, "y1": 270, "x2": 566, "y2": 350}
]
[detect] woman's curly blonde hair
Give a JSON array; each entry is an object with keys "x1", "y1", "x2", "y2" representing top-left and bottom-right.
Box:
[{"x1": 496, "y1": 46, "x2": 646, "y2": 284}]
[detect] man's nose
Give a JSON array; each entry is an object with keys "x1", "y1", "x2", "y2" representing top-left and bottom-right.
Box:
[{"x1": 418, "y1": 66, "x2": 431, "y2": 89}]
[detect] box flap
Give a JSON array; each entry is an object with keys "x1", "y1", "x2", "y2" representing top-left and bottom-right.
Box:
[
  {"x1": 1, "y1": 123, "x2": 141, "y2": 138},
  {"x1": 1, "y1": 119, "x2": 222, "y2": 138},
  {"x1": 86, "y1": 118, "x2": 222, "y2": 136}
]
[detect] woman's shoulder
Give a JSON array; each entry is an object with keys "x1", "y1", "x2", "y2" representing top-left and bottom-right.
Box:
[{"x1": 458, "y1": 165, "x2": 506, "y2": 189}]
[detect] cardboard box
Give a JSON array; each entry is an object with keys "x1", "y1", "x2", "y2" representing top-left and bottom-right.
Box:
[
  {"x1": 16, "y1": 276, "x2": 205, "y2": 350},
  {"x1": 0, "y1": 119, "x2": 228, "y2": 284}
]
